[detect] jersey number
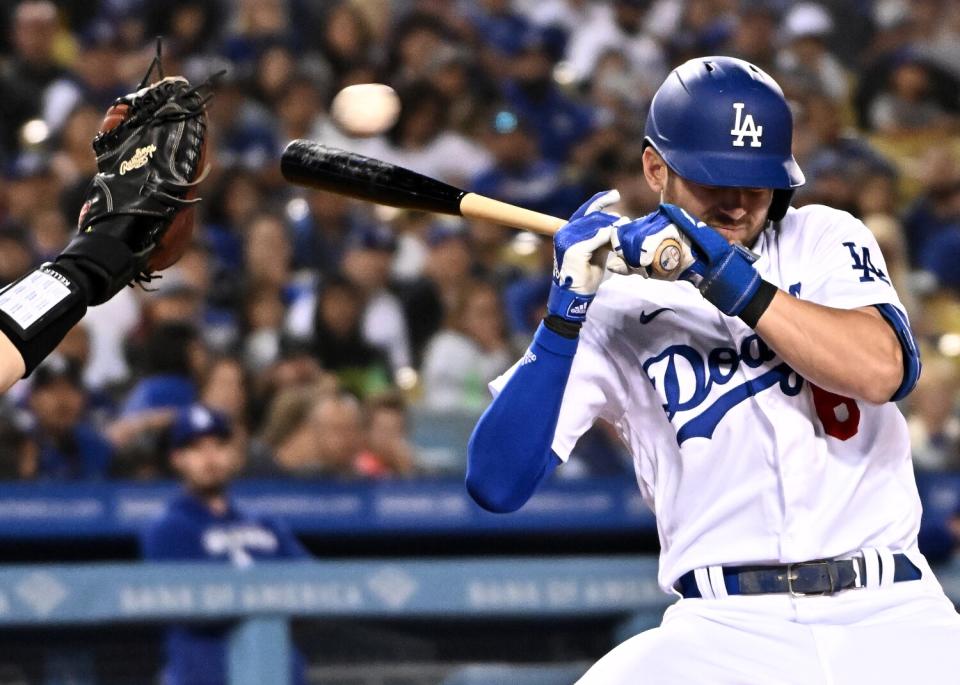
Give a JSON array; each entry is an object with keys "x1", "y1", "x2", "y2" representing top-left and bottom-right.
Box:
[
  {"x1": 810, "y1": 384, "x2": 860, "y2": 440},
  {"x1": 787, "y1": 282, "x2": 861, "y2": 440}
]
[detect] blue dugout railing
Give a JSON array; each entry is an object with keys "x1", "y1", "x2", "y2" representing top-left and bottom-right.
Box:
[{"x1": 0, "y1": 557, "x2": 958, "y2": 685}]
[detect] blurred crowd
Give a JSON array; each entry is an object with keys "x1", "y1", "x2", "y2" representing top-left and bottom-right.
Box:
[{"x1": 1, "y1": 0, "x2": 960, "y2": 482}]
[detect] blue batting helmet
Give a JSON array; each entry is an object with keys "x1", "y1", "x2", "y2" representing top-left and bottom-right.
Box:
[{"x1": 644, "y1": 56, "x2": 805, "y2": 222}]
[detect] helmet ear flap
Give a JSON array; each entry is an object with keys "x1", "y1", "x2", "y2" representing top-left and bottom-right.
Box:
[{"x1": 768, "y1": 188, "x2": 795, "y2": 222}]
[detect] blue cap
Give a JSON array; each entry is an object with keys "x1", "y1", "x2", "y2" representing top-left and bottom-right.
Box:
[
  {"x1": 426, "y1": 222, "x2": 467, "y2": 247},
  {"x1": 345, "y1": 223, "x2": 397, "y2": 252},
  {"x1": 79, "y1": 19, "x2": 121, "y2": 50},
  {"x1": 920, "y1": 228, "x2": 960, "y2": 291},
  {"x1": 31, "y1": 354, "x2": 83, "y2": 391},
  {"x1": 170, "y1": 404, "x2": 232, "y2": 449},
  {"x1": 5, "y1": 152, "x2": 51, "y2": 180}
]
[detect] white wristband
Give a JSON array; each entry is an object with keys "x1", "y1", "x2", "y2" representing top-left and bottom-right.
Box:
[{"x1": 0, "y1": 266, "x2": 74, "y2": 334}]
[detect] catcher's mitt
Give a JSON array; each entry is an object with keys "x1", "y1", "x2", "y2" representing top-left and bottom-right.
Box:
[{"x1": 63, "y1": 45, "x2": 217, "y2": 305}]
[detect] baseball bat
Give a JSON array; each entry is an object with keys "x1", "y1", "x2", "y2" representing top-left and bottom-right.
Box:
[{"x1": 280, "y1": 139, "x2": 683, "y2": 277}]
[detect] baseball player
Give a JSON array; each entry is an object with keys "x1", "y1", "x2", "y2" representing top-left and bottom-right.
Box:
[
  {"x1": 142, "y1": 404, "x2": 308, "y2": 685},
  {"x1": 467, "y1": 56, "x2": 960, "y2": 682}
]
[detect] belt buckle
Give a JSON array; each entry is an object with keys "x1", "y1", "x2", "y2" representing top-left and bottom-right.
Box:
[{"x1": 786, "y1": 560, "x2": 836, "y2": 597}]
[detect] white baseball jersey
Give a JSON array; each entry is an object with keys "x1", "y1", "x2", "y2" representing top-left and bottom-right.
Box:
[{"x1": 492, "y1": 204, "x2": 920, "y2": 593}]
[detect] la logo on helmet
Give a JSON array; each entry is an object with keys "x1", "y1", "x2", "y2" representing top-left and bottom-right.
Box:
[{"x1": 730, "y1": 102, "x2": 763, "y2": 148}]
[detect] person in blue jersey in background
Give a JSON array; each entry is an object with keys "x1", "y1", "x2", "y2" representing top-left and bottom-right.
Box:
[{"x1": 141, "y1": 403, "x2": 308, "y2": 685}]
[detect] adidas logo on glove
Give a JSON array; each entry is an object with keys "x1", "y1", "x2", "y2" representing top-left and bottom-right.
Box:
[{"x1": 567, "y1": 300, "x2": 590, "y2": 318}]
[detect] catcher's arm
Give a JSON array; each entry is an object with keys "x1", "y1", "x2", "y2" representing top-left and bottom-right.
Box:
[{"x1": 0, "y1": 54, "x2": 215, "y2": 388}]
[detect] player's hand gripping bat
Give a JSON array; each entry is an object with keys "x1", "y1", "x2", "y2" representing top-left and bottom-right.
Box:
[{"x1": 280, "y1": 140, "x2": 683, "y2": 279}]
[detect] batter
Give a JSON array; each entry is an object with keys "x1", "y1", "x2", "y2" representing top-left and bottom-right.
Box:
[{"x1": 467, "y1": 56, "x2": 960, "y2": 683}]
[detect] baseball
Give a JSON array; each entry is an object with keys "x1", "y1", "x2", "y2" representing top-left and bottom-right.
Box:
[{"x1": 330, "y1": 83, "x2": 401, "y2": 137}]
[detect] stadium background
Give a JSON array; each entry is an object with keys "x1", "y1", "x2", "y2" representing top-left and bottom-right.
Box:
[{"x1": 1, "y1": 0, "x2": 960, "y2": 683}]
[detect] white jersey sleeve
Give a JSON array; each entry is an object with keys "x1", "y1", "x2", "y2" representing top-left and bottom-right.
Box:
[{"x1": 784, "y1": 205, "x2": 905, "y2": 311}]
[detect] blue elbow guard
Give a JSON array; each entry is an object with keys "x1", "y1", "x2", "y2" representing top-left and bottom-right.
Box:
[{"x1": 875, "y1": 303, "x2": 921, "y2": 401}]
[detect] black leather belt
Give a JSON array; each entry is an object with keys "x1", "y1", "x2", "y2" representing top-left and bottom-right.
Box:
[{"x1": 675, "y1": 553, "x2": 922, "y2": 598}]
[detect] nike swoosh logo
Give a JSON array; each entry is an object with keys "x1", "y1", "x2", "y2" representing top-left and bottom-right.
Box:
[{"x1": 639, "y1": 307, "x2": 674, "y2": 324}]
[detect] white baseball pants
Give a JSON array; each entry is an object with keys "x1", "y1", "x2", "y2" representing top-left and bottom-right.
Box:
[{"x1": 578, "y1": 557, "x2": 960, "y2": 684}]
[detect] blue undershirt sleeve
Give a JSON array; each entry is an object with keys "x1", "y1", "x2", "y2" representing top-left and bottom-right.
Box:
[{"x1": 466, "y1": 322, "x2": 580, "y2": 513}]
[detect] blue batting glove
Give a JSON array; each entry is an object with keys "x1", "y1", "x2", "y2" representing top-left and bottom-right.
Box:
[
  {"x1": 609, "y1": 207, "x2": 693, "y2": 279},
  {"x1": 547, "y1": 191, "x2": 622, "y2": 323},
  {"x1": 658, "y1": 203, "x2": 762, "y2": 317}
]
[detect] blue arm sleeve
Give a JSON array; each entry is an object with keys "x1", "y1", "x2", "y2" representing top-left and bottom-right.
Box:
[
  {"x1": 874, "y1": 303, "x2": 921, "y2": 401},
  {"x1": 466, "y1": 322, "x2": 579, "y2": 513}
]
